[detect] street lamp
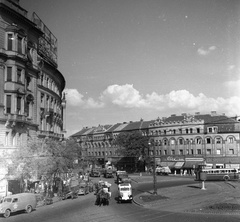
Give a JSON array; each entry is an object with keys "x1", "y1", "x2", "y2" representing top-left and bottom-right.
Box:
[{"x1": 149, "y1": 140, "x2": 157, "y2": 195}]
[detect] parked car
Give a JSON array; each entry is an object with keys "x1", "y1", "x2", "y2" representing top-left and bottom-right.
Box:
[
  {"x1": 78, "y1": 181, "x2": 89, "y2": 195},
  {"x1": 0, "y1": 193, "x2": 37, "y2": 218}
]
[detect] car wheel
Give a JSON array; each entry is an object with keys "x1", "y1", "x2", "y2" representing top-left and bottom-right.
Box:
[
  {"x1": 3, "y1": 209, "x2": 11, "y2": 218},
  {"x1": 26, "y1": 205, "x2": 33, "y2": 213},
  {"x1": 224, "y1": 175, "x2": 230, "y2": 181}
]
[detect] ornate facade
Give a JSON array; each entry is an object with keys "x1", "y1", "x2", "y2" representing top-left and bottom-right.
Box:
[
  {"x1": 71, "y1": 112, "x2": 240, "y2": 173},
  {"x1": 0, "y1": 0, "x2": 66, "y2": 177}
]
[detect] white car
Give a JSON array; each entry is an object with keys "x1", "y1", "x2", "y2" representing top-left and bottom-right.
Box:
[{"x1": 117, "y1": 183, "x2": 132, "y2": 203}]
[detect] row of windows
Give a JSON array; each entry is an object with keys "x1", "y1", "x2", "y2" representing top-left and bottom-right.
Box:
[
  {"x1": 149, "y1": 148, "x2": 235, "y2": 156},
  {"x1": 6, "y1": 32, "x2": 26, "y2": 54},
  {"x1": 82, "y1": 136, "x2": 235, "y2": 149},
  {"x1": 39, "y1": 74, "x2": 60, "y2": 96},
  {"x1": 5, "y1": 66, "x2": 25, "y2": 84},
  {"x1": 5, "y1": 94, "x2": 33, "y2": 117},
  {"x1": 153, "y1": 136, "x2": 234, "y2": 146},
  {"x1": 5, "y1": 131, "x2": 23, "y2": 146},
  {"x1": 88, "y1": 148, "x2": 236, "y2": 157},
  {"x1": 40, "y1": 93, "x2": 62, "y2": 114}
]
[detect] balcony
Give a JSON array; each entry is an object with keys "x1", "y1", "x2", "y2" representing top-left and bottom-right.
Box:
[{"x1": 38, "y1": 130, "x2": 64, "y2": 139}]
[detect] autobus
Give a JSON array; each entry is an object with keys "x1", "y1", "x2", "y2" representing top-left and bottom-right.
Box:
[{"x1": 195, "y1": 167, "x2": 240, "y2": 181}]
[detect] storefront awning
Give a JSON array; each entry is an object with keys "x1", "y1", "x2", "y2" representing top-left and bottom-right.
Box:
[
  {"x1": 183, "y1": 161, "x2": 202, "y2": 169},
  {"x1": 174, "y1": 162, "x2": 185, "y2": 169},
  {"x1": 159, "y1": 162, "x2": 175, "y2": 168}
]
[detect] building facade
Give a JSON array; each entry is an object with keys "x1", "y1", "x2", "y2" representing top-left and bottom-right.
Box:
[
  {"x1": 71, "y1": 112, "x2": 240, "y2": 173},
  {"x1": 0, "y1": 0, "x2": 66, "y2": 177}
]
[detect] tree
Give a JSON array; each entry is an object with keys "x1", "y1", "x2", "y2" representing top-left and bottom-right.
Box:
[
  {"x1": 114, "y1": 131, "x2": 150, "y2": 172},
  {"x1": 8, "y1": 138, "x2": 81, "y2": 181}
]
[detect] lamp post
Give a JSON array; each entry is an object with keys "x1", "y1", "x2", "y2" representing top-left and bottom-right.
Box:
[{"x1": 149, "y1": 140, "x2": 157, "y2": 195}]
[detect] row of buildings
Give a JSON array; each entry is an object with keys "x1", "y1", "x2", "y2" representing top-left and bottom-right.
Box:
[
  {"x1": 71, "y1": 112, "x2": 240, "y2": 173},
  {"x1": 0, "y1": 0, "x2": 66, "y2": 178}
]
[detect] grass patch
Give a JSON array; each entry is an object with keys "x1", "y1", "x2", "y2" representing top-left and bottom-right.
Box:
[
  {"x1": 205, "y1": 203, "x2": 240, "y2": 211},
  {"x1": 140, "y1": 195, "x2": 169, "y2": 202}
]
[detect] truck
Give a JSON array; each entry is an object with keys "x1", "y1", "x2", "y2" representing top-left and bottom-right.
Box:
[
  {"x1": 90, "y1": 169, "x2": 101, "y2": 177},
  {"x1": 103, "y1": 169, "x2": 114, "y2": 178}
]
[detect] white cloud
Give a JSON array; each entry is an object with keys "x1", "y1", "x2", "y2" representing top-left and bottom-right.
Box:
[
  {"x1": 64, "y1": 88, "x2": 104, "y2": 108},
  {"x1": 197, "y1": 46, "x2": 216, "y2": 56},
  {"x1": 100, "y1": 84, "x2": 146, "y2": 108},
  {"x1": 64, "y1": 84, "x2": 240, "y2": 116}
]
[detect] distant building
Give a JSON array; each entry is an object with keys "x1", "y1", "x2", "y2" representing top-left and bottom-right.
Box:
[
  {"x1": 71, "y1": 112, "x2": 240, "y2": 173},
  {"x1": 0, "y1": 0, "x2": 66, "y2": 178}
]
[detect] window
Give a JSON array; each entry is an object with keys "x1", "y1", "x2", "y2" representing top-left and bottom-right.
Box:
[
  {"x1": 7, "y1": 33, "x2": 13, "y2": 50},
  {"x1": 6, "y1": 95, "x2": 11, "y2": 113},
  {"x1": 163, "y1": 139, "x2": 167, "y2": 145},
  {"x1": 171, "y1": 150, "x2": 175, "y2": 155},
  {"x1": 186, "y1": 129, "x2": 189, "y2": 134},
  {"x1": 206, "y1": 138, "x2": 211, "y2": 144},
  {"x1": 229, "y1": 137, "x2": 234, "y2": 143},
  {"x1": 164, "y1": 150, "x2": 167, "y2": 155},
  {"x1": 186, "y1": 149, "x2": 189, "y2": 155},
  {"x1": 197, "y1": 149, "x2": 201, "y2": 154},
  {"x1": 208, "y1": 128, "x2": 212, "y2": 133},
  {"x1": 179, "y1": 138, "x2": 183, "y2": 145},
  {"x1": 17, "y1": 68, "x2": 22, "y2": 83},
  {"x1": 179, "y1": 129, "x2": 182, "y2": 134},
  {"x1": 179, "y1": 149, "x2": 183, "y2": 155},
  {"x1": 196, "y1": 138, "x2": 202, "y2": 144},
  {"x1": 216, "y1": 138, "x2": 221, "y2": 144},
  {"x1": 17, "y1": 96, "x2": 21, "y2": 114},
  {"x1": 190, "y1": 128, "x2": 193, "y2": 134},
  {"x1": 229, "y1": 149, "x2": 234, "y2": 155},
  {"x1": 17, "y1": 36, "x2": 22, "y2": 53},
  {"x1": 7, "y1": 67, "x2": 12, "y2": 81},
  {"x1": 206, "y1": 149, "x2": 211, "y2": 155},
  {"x1": 170, "y1": 139, "x2": 175, "y2": 145},
  {"x1": 196, "y1": 128, "x2": 200, "y2": 133},
  {"x1": 216, "y1": 149, "x2": 221, "y2": 155}
]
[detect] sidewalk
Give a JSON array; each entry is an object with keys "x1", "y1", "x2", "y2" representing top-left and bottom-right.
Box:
[{"x1": 129, "y1": 174, "x2": 240, "y2": 214}]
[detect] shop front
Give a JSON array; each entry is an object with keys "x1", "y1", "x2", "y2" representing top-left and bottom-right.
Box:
[{"x1": 159, "y1": 156, "x2": 205, "y2": 175}]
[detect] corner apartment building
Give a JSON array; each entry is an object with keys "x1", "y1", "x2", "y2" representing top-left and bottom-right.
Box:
[
  {"x1": 71, "y1": 112, "x2": 240, "y2": 173},
  {"x1": 0, "y1": 0, "x2": 66, "y2": 177}
]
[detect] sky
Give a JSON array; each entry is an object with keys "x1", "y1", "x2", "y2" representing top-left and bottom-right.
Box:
[{"x1": 20, "y1": 0, "x2": 240, "y2": 137}]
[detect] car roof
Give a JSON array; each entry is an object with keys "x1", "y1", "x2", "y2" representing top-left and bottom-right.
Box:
[{"x1": 118, "y1": 183, "x2": 131, "y2": 187}]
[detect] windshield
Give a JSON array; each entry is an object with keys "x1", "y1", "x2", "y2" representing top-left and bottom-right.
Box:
[
  {"x1": 4, "y1": 198, "x2": 12, "y2": 203},
  {"x1": 120, "y1": 187, "x2": 130, "y2": 191}
]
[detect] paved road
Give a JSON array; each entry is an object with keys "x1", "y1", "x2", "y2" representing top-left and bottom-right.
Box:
[{"x1": 3, "y1": 175, "x2": 240, "y2": 222}]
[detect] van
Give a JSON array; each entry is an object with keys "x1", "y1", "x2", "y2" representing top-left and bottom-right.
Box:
[
  {"x1": 117, "y1": 183, "x2": 132, "y2": 203},
  {"x1": 0, "y1": 193, "x2": 37, "y2": 218}
]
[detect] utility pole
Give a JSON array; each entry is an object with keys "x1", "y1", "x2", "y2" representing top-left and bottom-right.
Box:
[{"x1": 149, "y1": 140, "x2": 157, "y2": 195}]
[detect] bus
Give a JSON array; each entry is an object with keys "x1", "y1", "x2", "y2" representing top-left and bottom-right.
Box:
[{"x1": 195, "y1": 167, "x2": 240, "y2": 181}]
